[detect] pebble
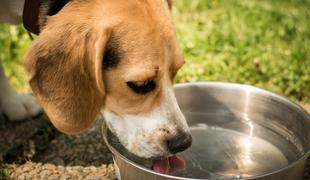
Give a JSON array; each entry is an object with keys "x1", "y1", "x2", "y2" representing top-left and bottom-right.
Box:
[
  {"x1": 43, "y1": 163, "x2": 56, "y2": 170},
  {"x1": 4, "y1": 114, "x2": 309, "y2": 180},
  {"x1": 8, "y1": 120, "x2": 115, "y2": 179}
]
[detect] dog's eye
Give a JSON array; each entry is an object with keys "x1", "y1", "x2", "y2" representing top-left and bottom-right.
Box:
[{"x1": 126, "y1": 80, "x2": 156, "y2": 94}]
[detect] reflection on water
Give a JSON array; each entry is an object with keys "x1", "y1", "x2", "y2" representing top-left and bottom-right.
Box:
[
  {"x1": 170, "y1": 112, "x2": 302, "y2": 179},
  {"x1": 107, "y1": 112, "x2": 303, "y2": 179}
]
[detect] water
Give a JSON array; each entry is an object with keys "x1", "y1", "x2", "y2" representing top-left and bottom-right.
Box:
[
  {"x1": 169, "y1": 112, "x2": 303, "y2": 179},
  {"x1": 107, "y1": 112, "x2": 304, "y2": 179}
]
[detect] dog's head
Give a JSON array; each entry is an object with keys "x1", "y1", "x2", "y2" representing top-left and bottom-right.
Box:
[{"x1": 24, "y1": 0, "x2": 191, "y2": 159}]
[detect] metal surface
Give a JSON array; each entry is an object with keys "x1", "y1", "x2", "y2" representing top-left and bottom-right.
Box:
[{"x1": 102, "y1": 82, "x2": 310, "y2": 180}]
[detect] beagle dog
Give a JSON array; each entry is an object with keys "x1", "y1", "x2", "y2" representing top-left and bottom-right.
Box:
[{"x1": 1, "y1": 0, "x2": 192, "y2": 167}]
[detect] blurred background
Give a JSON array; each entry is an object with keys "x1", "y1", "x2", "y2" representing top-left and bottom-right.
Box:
[
  {"x1": 0, "y1": 0, "x2": 309, "y2": 103},
  {"x1": 0, "y1": 0, "x2": 310, "y2": 179}
]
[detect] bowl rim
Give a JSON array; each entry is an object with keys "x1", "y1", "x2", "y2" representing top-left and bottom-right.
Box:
[{"x1": 103, "y1": 81, "x2": 310, "y2": 180}]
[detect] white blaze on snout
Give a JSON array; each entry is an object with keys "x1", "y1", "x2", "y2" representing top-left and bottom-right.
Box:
[
  {"x1": 161, "y1": 82, "x2": 189, "y2": 133},
  {"x1": 103, "y1": 108, "x2": 170, "y2": 158},
  {"x1": 103, "y1": 38, "x2": 190, "y2": 158},
  {"x1": 103, "y1": 84, "x2": 190, "y2": 158}
]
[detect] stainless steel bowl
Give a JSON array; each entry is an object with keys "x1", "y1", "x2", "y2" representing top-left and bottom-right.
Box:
[{"x1": 102, "y1": 82, "x2": 310, "y2": 180}]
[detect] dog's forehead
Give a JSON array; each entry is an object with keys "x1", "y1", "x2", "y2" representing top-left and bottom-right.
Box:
[
  {"x1": 97, "y1": 0, "x2": 183, "y2": 76},
  {"x1": 100, "y1": 0, "x2": 173, "y2": 33}
]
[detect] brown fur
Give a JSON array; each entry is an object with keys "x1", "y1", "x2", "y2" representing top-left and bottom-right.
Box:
[{"x1": 23, "y1": 0, "x2": 184, "y2": 134}]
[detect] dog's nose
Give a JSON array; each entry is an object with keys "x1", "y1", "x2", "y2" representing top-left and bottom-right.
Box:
[{"x1": 167, "y1": 132, "x2": 192, "y2": 154}]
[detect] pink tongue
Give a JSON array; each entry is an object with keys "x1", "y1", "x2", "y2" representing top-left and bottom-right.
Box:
[
  {"x1": 152, "y1": 155, "x2": 185, "y2": 173},
  {"x1": 152, "y1": 158, "x2": 170, "y2": 173}
]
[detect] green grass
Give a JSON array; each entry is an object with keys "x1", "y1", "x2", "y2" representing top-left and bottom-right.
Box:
[
  {"x1": 0, "y1": 0, "x2": 309, "y2": 102},
  {"x1": 0, "y1": 24, "x2": 31, "y2": 92},
  {"x1": 173, "y1": 0, "x2": 310, "y2": 102}
]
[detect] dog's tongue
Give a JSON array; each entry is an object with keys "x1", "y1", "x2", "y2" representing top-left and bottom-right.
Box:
[{"x1": 152, "y1": 155, "x2": 185, "y2": 173}]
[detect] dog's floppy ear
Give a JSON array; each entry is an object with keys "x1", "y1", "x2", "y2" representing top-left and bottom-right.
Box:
[{"x1": 23, "y1": 13, "x2": 110, "y2": 134}]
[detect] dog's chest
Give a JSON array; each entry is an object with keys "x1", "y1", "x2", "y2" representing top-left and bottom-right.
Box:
[{"x1": 0, "y1": 0, "x2": 25, "y2": 24}]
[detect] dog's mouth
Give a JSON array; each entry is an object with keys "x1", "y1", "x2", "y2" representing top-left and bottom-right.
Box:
[
  {"x1": 151, "y1": 154, "x2": 185, "y2": 173},
  {"x1": 103, "y1": 124, "x2": 186, "y2": 173}
]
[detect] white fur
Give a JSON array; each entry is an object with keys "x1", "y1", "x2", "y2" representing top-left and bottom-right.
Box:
[
  {"x1": 0, "y1": 0, "x2": 189, "y2": 158},
  {"x1": 0, "y1": 0, "x2": 42, "y2": 121},
  {"x1": 104, "y1": 108, "x2": 168, "y2": 158},
  {"x1": 0, "y1": 61, "x2": 42, "y2": 121},
  {"x1": 103, "y1": 79, "x2": 189, "y2": 158},
  {"x1": 103, "y1": 37, "x2": 189, "y2": 158}
]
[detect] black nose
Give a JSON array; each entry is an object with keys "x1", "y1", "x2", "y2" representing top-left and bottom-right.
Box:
[{"x1": 167, "y1": 132, "x2": 192, "y2": 154}]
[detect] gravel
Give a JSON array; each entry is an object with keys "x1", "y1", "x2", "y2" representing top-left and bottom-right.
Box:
[
  {"x1": 9, "y1": 162, "x2": 115, "y2": 180},
  {"x1": 1, "y1": 104, "x2": 310, "y2": 180},
  {"x1": 1, "y1": 114, "x2": 115, "y2": 179}
]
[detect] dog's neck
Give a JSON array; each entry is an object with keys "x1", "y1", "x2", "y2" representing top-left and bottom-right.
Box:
[{"x1": 23, "y1": 0, "x2": 70, "y2": 35}]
